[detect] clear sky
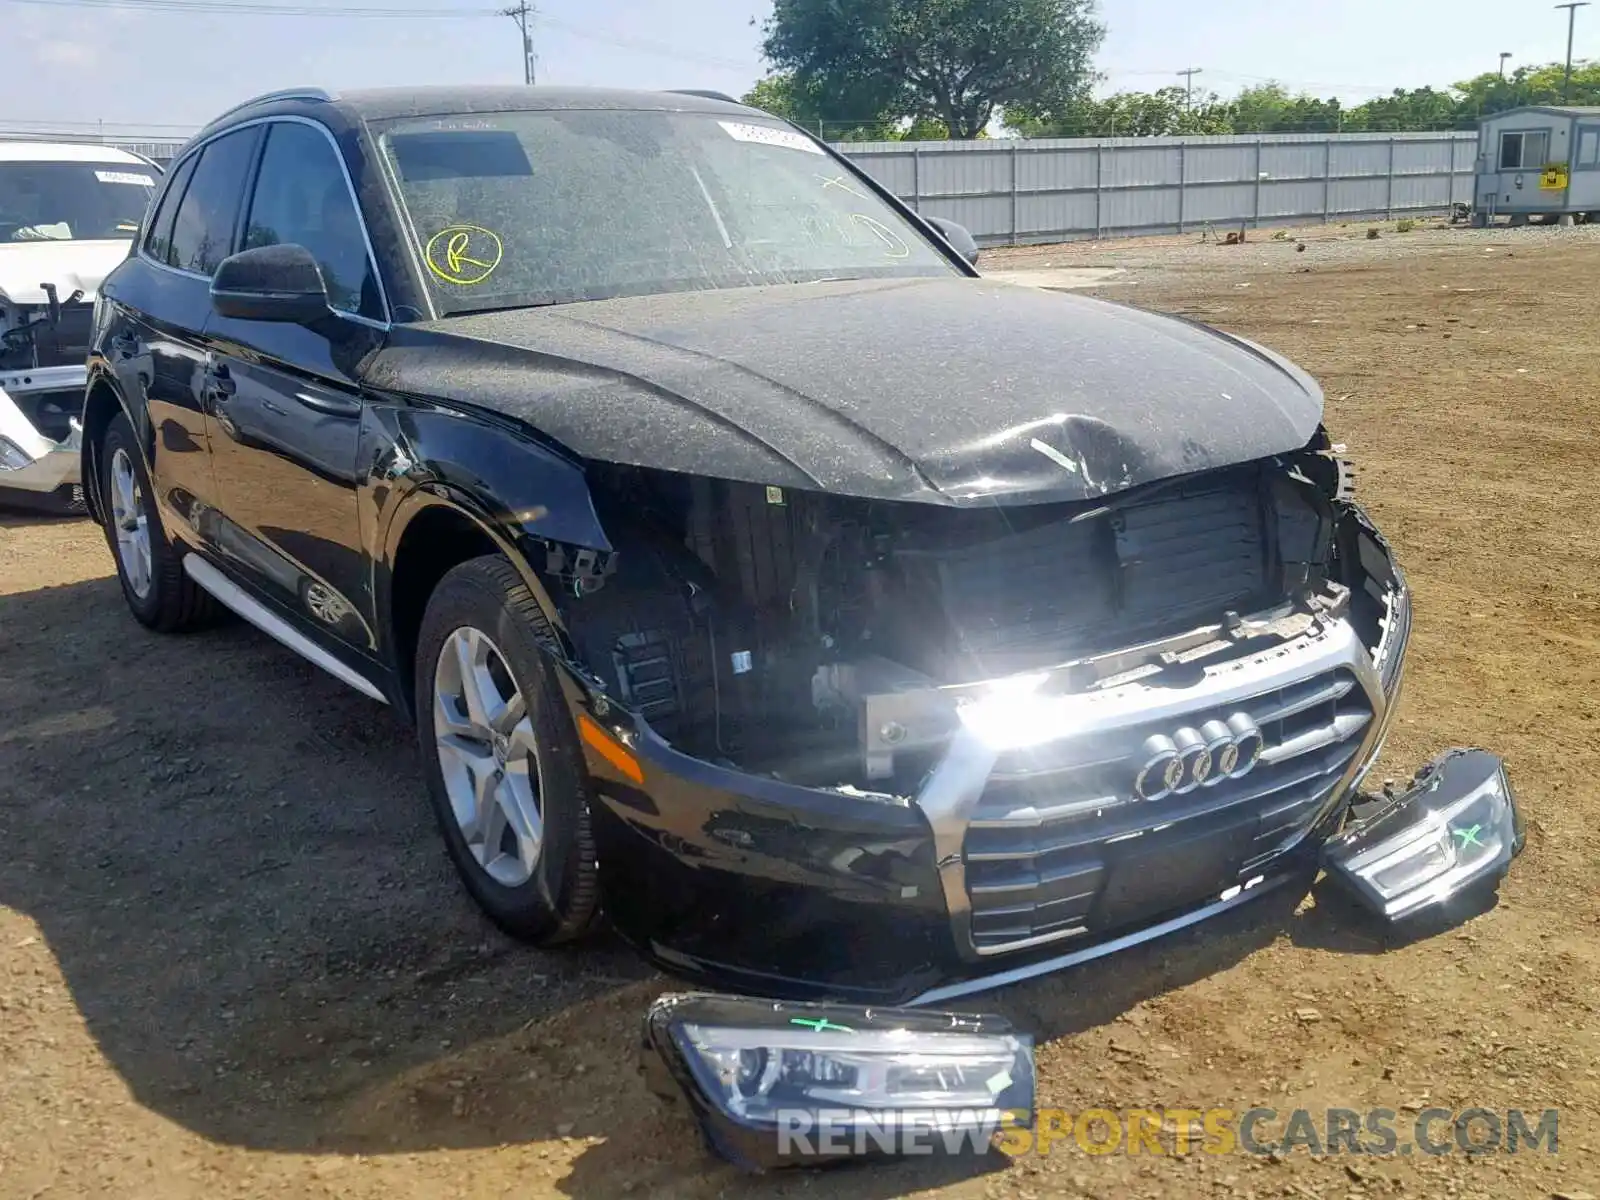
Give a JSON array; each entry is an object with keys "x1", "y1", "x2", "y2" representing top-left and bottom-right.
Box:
[{"x1": 1, "y1": 0, "x2": 1595, "y2": 136}]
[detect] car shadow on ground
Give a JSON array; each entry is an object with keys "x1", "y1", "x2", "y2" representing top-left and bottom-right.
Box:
[{"x1": 0, "y1": 572, "x2": 1440, "y2": 1189}]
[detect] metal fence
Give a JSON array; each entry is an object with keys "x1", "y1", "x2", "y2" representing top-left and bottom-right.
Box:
[{"x1": 836, "y1": 131, "x2": 1480, "y2": 246}]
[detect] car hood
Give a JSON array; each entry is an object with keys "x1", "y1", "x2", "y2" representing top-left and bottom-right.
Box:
[
  {"x1": 0, "y1": 239, "x2": 130, "y2": 306},
  {"x1": 370, "y1": 277, "x2": 1324, "y2": 505}
]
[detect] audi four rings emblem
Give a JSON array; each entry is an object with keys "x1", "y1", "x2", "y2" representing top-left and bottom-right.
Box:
[{"x1": 1132, "y1": 713, "x2": 1266, "y2": 801}]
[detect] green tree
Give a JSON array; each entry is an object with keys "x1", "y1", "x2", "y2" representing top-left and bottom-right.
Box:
[
  {"x1": 1007, "y1": 86, "x2": 1231, "y2": 137},
  {"x1": 741, "y1": 71, "x2": 896, "y2": 139},
  {"x1": 1226, "y1": 83, "x2": 1344, "y2": 133},
  {"x1": 1453, "y1": 61, "x2": 1600, "y2": 117},
  {"x1": 761, "y1": 0, "x2": 1105, "y2": 139},
  {"x1": 1344, "y1": 86, "x2": 1465, "y2": 132}
]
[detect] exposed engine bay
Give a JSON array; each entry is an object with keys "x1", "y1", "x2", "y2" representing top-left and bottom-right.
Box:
[{"x1": 550, "y1": 429, "x2": 1401, "y2": 796}]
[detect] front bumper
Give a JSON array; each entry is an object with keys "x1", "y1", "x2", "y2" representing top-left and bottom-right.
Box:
[
  {"x1": 580, "y1": 552, "x2": 1410, "y2": 1007},
  {"x1": 0, "y1": 365, "x2": 84, "y2": 498}
]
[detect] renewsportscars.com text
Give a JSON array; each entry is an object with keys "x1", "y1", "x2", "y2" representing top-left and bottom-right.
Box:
[{"x1": 773, "y1": 1107, "x2": 1560, "y2": 1158}]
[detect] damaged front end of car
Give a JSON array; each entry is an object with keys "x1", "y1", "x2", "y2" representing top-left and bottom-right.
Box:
[
  {"x1": 526, "y1": 412, "x2": 1520, "y2": 1010},
  {"x1": 0, "y1": 287, "x2": 90, "y2": 512},
  {"x1": 602, "y1": 434, "x2": 1524, "y2": 1168}
]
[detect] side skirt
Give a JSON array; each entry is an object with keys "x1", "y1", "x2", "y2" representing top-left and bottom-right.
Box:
[{"x1": 182, "y1": 555, "x2": 389, "y2": 705}]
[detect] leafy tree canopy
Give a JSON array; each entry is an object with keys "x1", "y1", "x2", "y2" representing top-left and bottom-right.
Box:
[
  {"x1": 760, "y1": 0, "x2": 1104, "y2": 139},
  {"x1": 1003, "y1": 63, "x2": 1600, "y2": 139}
]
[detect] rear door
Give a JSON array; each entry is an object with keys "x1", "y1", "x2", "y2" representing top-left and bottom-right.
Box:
[
  {"x1": 201, "y1": 118, "x2": 388, "y2": 659},
  {"x1": 97, "y1": 127, "x2": 261, "y2": 544}
]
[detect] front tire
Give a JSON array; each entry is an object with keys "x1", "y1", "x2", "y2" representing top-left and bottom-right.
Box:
[
  {"x1": 414, "y1": 554, "x2": 600, "y2": 944},
  {"x1": 98, "y1": 413, "x2": 213, "y2": 632}
]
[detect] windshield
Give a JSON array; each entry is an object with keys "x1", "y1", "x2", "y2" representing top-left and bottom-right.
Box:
[
  {"x1": 0, "y1": 160, "x2": 156, "y2": 243},
  {"x1": 374, "y1": 109, "x2": 958, "y2": 315}
]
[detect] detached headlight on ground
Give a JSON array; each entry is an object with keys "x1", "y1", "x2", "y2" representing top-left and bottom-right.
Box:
[
  {"x1": 1322, "y1": 748, "x2": 1525, "y2": 922},
  {"x1": 642, "y1": 993, "x2": 1034, "y2": 1171}
]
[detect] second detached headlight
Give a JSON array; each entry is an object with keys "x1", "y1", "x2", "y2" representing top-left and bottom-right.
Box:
[{"x1": 1323, "y1": 748, "x2": 1524, "y2": 922}]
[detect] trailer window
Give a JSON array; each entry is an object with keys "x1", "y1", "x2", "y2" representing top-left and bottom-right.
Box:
[
  {"x1": 1579, "y1": 127, "x2": 1600, "y2": 167},
  {"x1": 1498, "y1": 130, "x2": 1549, "y2": 171}
]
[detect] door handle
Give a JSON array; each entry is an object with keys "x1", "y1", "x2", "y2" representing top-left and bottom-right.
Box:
[{"x1": 293, "y1": 390, "x2": 361, "y2": 418}]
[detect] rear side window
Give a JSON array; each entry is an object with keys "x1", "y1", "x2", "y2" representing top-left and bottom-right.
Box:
[
  {"x1": 166, "y1": 126, "x2": 261, "y2": 276},
  {"x1": 243, "y1": 122, "x2": 384, "y2": 319},
  {"x1": 144, "y1": 153, "x2": 197, "y2": 264}
]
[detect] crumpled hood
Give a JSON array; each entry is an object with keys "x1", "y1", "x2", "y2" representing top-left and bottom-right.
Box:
[
  {"x1": 370, "y1": 276, "x2": 1325, "y2": 505},
  {"x1": 0, "y1": 239, "x2": 130, "y2": 307}
]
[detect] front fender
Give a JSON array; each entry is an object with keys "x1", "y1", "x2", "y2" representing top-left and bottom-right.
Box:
[
  {"x1": 364, "y1": 401, "x2": 613, "y2": 672},
  {"x1": 371, "y1": 403, "x2": 610, "y2": 553}
]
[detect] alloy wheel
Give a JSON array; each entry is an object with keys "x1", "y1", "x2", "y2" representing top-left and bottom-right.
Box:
[
  {"x1": 108, "y1": 447, "x2": 153, "y2": 599},
  {"x1": 432, "y1": 626, "x2": 545, "y2": 887}
]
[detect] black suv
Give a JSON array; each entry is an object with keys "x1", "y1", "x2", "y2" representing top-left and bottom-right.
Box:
[{"x1": 86, "y1": 86, "x2": 1410, "y2": 1006}]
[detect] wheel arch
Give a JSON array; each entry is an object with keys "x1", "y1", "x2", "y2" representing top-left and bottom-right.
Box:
[
  {"x1": 379, "y1": 489, "x2": 593, "y2": 721},
  {"x1": 80, "y1": 369, "x2": 138, "y2": 527}
]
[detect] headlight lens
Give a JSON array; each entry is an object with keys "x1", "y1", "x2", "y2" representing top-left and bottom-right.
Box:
[
  {"x1": 643, "y1": 993, "x2": 1035, "y2": 1170},
  {"x1": 1323, "y1": 749, "x2": 1523, "y2": 921}
]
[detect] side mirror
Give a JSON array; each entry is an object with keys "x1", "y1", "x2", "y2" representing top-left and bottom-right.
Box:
[
  {"x1": 210, "y1": 243, "x2": 330, "y2": 324},
  {"x1": 924, "y1": 216, "x2": 981, "y2": 267}
]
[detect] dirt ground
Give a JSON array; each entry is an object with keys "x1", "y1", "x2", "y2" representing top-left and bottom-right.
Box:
[{"x1": 3, "y1": 221, "x2": 1599, "y2": 1199}]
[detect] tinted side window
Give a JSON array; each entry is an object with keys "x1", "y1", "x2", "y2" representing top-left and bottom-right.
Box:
[
  {"x1": 167, "y1": 127, "x2": 261, "y2": 277},
  {"x1": 244, "y1": 122, "x2": 383, "y2": 319},
  {"x1": 144, "y1": 153, "x2": 197, "y2": 264}
]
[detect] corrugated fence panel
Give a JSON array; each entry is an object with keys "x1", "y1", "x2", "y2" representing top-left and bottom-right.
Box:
[
  {"x1": 1015, "y1": 145, "x2": 1099, "y2": 193},
  {"x1": 1393, "y1": 174, "x2": 1454, "y2": 210},
  {"x1": 1329, "y1": 177, "x2": 1391, "y2": 215},
  {"x1": 1182, "y1": 182, "x2": 1258, "y2": 222},
  {"x1": 1103, "y1": 144, "x2": 1182, "y2": 189},
  {"x1": 1259, "y1": 142, "x2": 1325, "y2": 181},
  {"x1": 1102, "y1": 185, "x2": 1181, "y2": 232},
  {"x1": 919, "y1": 145, "x2": 1017, "y2": 198},
  {"x1": 834, "y1": 131, "x2": 1476, "y2": 245},
  {"x1": 1260, "y1": 179, "x2": 1326, "y2": 219},
  {"x1": 1017, "y1": 191, "x2": 1099, "y2": 238},
  {"x1": 1185, "y1": 143, "x2": 1258, "y2": 184}
]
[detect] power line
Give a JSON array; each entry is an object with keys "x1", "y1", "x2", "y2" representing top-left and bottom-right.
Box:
[
  {"x1": 1176, "y1": 66, "x2": 1202, "y2": 110},
  {"x1": 6, "y1": 0, "x2": 493, "y2": 15},
  {"x1": 502, "y1": 0, "x2": 535, "y2": 85}
]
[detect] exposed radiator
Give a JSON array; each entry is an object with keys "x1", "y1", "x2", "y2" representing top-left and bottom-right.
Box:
[{"x1": 933, "y1": 472, "x2": 1269, "y2": 674}]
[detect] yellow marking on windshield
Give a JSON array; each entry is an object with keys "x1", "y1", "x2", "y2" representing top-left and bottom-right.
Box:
[
  {"x1": 817, "y1": 173, "x2": 872, "y2": 201},
  {"x1": 424, "y1": 224, "x2": 504, "y2": 286},
  {"x1": 851, "y1": 213, "x2": 910, "y2": 259}
]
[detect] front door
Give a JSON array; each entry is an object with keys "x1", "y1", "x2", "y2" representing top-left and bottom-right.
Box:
[
  {"x1": 99, "y1": 128, "x2": 261, "y2": 543},
  {"x1": 202, "y1": 118, "x2": 389, "y2": 660}
]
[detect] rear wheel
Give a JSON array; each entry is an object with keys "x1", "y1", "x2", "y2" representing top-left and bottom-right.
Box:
[
  {"x1": 98, "y1": 413, "x2": 213, "y2": 632},
  {"x1": 414, "y1": 554, "x2": 600, "y2": 944}
]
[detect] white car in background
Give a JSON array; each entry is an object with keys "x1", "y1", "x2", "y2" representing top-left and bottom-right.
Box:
[{"x1": 1, "y1": 141, "x2": 158, "y2": 512}]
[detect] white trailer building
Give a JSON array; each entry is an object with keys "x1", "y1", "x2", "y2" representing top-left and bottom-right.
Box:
[{"x1": 1473, "y1": 105, "x2": 1600, "y2": 225}]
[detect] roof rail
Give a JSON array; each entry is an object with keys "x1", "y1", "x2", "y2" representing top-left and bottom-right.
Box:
[
  {"x1": 204, "y1": 87, "x2": 335, "y2": 128},
  {"x1": 667, "y1": 89, "x2": 742, "y2": 104}
]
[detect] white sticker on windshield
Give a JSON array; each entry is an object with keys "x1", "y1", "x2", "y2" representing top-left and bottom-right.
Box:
[
  {"x1": 718, "y1": 120, "x2": 823, "y2": 155},
  {"x1": 95, "y1": 170, "x2": 155, "y2": 186}
]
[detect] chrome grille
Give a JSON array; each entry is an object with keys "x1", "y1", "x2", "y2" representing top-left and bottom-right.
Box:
[{"x1": 962, "y1": 667, "x2": 1374, "y2": 953}]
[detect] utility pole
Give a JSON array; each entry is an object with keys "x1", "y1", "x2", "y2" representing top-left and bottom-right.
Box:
[
  {"x1": 1556, "y1": 3, "x2": 1589, "y2": 103},
  {"x1": 1177, "y1": 67, "x2": 1203, "y2": 111},
  {"x1": 503, "y1": 1, "x2": 536, "y2": 86},
  {"x1": 1498, "y1": 51, "x2": 1512, "y2": 79}
]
